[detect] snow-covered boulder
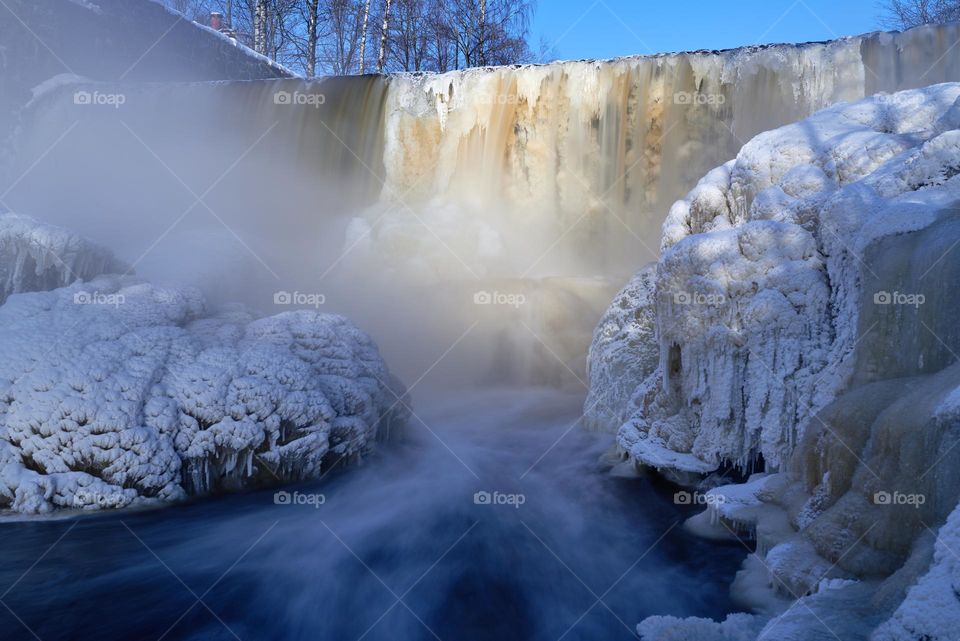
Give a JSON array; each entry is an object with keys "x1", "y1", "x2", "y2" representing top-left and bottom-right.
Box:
[
  {"x1": 594, "y1": 83, "x2": 960, "y2": 639},
  {"x1": 0, "y1": 275, "x2": 407, "y2": 514},
  {"x1": 0, "y1": 212, "x2": 126, "y2": 304},
  {"x1": 602, "y1": 82, "x2": 960, "y2": 477}
]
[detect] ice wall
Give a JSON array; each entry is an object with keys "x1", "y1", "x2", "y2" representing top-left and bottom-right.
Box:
[
  {"x1": 608, "y1": 82, "x2": 960, "y2": 474},
  {"x1": 0, "y1": 212, "x2": 126, "y2": 304}
]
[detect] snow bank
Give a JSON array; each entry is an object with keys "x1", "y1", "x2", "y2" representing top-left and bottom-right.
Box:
[{"x1": 638, "y1": 612, "x2": 765, "y2": 641}]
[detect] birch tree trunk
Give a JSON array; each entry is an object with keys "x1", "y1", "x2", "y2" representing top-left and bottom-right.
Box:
[
  {"x1": 377, "y1": 0, "x2": 392, "y2": 73},
  {"x1": 305, "y1": 0, "x2": 319, "y2": 76},
  {"x1": 478, "y1": 0, "x2": 486, "y2": 65},
  {"x1": 359, "y1": 0, "x2": 372, "y2": 73},
  {"x1": 254, "y1": 0, "x2": 268, "y2": 55}
]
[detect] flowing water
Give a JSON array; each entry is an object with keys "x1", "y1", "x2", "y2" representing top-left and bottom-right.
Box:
[{"x1": 0, "y1": 387, "x2": 745, "y2": 641}]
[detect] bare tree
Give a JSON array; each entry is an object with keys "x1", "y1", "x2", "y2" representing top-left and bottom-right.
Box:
[
  {"x1": 387, "y1": 0, "x2": 430, "y2": 71},
  {"x1": 303, "y1": 0, "x2": 320, "y2": 76},
  {"x1": 359, "y1": 0, "x2": 372, "y2": 73},
  {"x1": 882, "y1": 0, "x2": 960, "y2": 28},
  {"x1": 314, "y1": 0, "x2": 367, "y2": 75},
  {"x1": 423, "y1": 0, "x2": 456, "y2": 71},
  {"x1": 164, "y1": 0, "x2": 537, "y2": 75},
  {"x1": 437, "y1": 0, "x2": 533, "y2": 69},
  {"x1": 377, "y1": 0, "x2": 393, "y2": 72},
  {"x1": 282, "y1": 0, "x2": 322, "y2": 75},
  {"x1": 254, "y1": 0, "x2": 268, "y2": 53}
]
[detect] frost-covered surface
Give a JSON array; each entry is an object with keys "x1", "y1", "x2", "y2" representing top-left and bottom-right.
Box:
[
  {"x1": 584, "y1": 265, "x2": 658, "y2": 430},
  {"x1": 596, "y1": 83, "x2": 960, "y2": 640},
  {"x1": 0, "y1": 275, "x2": 406, "y2": 514},
  {"x1": 609, "y1": 82, "x2": 960, "y2": 475},
  {"x1": 145, "y1": 0, "x2": 297, "y2": 78},
  {"x1": 0, "y1": 212, "x2": 126, "y2": 304}
]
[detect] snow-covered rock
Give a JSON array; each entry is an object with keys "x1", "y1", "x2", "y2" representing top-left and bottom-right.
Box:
[
  {"x1": 0, "y1": 273, "x2": 406, "y2": 514},
  {"x1": 605, "y1": 82, "x2": 960, "y2": 477},
  {"x1": 594, "y1": 83, "x2": 960, "y2": 640},
  {"x1": 638, "y1": 612, "x2": 765, "y2": 641}
]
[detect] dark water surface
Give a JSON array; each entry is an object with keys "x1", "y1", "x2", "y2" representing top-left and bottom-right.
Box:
[{"x1": 0, "y1": 388, "x2": 746, "y2": 641}]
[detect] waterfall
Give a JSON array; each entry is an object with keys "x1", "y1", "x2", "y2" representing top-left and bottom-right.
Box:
[
  {"x1": 358, "y1": 23, "x2": 960, "y2": 283},
  {"x1": 6, "y1": 23, "x2": 960, "y2": 386}
]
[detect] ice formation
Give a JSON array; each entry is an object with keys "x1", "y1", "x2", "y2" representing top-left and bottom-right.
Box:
[
  {"x1": 589, "y1": 83, "x2": 960, "y2": 639},
  {"x1": 10, "y1": 24, "x2": 960, "y2": 389},
  {"x1": 585, "y1": 265, "x2": 658, "y2": 430},
  {"x1": 872, "y1": 502, "x2": 960, "y2": 641},
  {"x1": 350, "y1": 23, "x2": 960, "y2": 282},
  {"x1": 0, "y1": 212, "x2": 125, "y2": 304},
  {"x1": 605, "y1": 82, "x2": 960, "y2": 473},
  {"x1": 0, "y1": 219, "x2": 406, "y2": 514}
]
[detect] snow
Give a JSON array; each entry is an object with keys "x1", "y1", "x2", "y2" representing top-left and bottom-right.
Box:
[
  {"x1": 27, "y1": 74, "x2": 91, "y2": 109},
  {"x1": 0, "y1": 217, "x2": 406, "y2": 514},
  {"x1": 606, "y1": 83, "x2": 960, "y2": 478},
  {"x1": 638, "y1": 612, "x2": 765, "y2": 641},
  {"x1": 595, "y1": 83, "x2": 960, "y2": 640},
  {"x1": 145, "y1": 0, "x2": 298, "y2": 78}
]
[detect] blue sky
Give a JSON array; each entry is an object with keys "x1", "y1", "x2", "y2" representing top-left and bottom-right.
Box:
[{"x1": 533, "y1": 0, "x2": 888, "y2": 61}]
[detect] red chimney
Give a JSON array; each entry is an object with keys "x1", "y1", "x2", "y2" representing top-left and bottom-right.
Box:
[{"x1": 209, "y1": 12, "x2": 223, "y2": 31}]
